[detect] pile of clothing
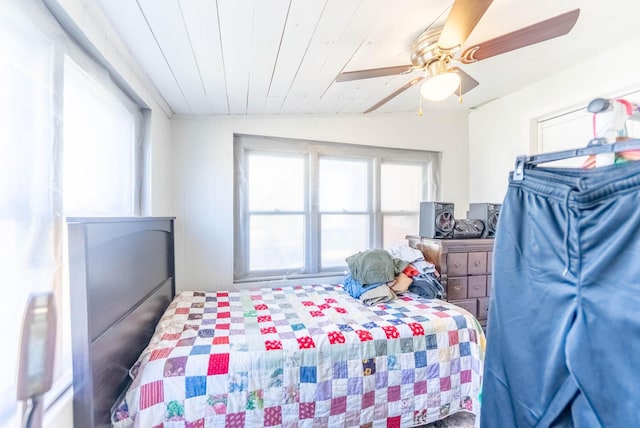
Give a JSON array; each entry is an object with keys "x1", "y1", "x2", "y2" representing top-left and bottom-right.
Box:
[{"x1": 343, "y1": 245, "x2": 444, "y2": 305}]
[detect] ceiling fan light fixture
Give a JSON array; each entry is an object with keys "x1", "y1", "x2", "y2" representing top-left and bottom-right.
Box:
[
  {"x1": 339, "y1": 0, "x2": 580, "y2": 113},
  {"x1": 420, "y1": 70, "x2": 460, "y2": 102}
]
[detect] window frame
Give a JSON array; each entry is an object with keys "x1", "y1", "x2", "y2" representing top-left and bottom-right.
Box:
[{"x1": 234, "y1": 134, "x2": 441, "y2": 283}]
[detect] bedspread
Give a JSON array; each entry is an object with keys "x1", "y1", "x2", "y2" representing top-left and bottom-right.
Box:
[{"x1": 112, "y1": 284, "x2": 485, "y2": 427}]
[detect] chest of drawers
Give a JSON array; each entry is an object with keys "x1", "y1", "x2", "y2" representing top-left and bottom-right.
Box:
[{"x1": 406, "y1": 236, "x2": 494, "y2": 326}]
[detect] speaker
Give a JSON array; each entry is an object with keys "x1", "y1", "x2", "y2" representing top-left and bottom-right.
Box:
[
  {"x1": 419, "y1": 202, "x2": 456, "y2": 239},
  {"x1": 468, "y1": 203, "x2": 501, "y2": 238}
]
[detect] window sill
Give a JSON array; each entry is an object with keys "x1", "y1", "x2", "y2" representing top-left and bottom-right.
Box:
[{"x1": 233, "y1": 274, "x2": 346, "y2": 290}]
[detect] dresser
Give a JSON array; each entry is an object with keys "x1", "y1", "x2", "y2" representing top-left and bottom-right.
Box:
[{"x1": 406, "y1": 236, "x2": 493, "y2": 326}]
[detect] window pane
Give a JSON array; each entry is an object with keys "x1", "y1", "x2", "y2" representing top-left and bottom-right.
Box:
[
  {"x1": 381, "y1": 163, "x2": 422, "y2": 211},
  {"x1": 321, "y1": 214, "x2": 369, "y2": 268},
  {"x1": 383, "y1": 214, "x2": 419, "y2": 249},
  {"x1": 250, "y1": 215, "x2": 304, "y2": 271},
  {"x1": 248, "y1": 153, "x2": 304, "y2": 211},
  {"x1": 319, "y1": 158, "x2": 368, "y2": 211},
  {"x1": 63, "y1": 59, "x2": 136, "y2": 216}
]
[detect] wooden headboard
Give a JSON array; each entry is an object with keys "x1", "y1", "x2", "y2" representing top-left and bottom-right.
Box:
[{"x1": 67, "y1": 217, "x2": 175, "y2": 428}]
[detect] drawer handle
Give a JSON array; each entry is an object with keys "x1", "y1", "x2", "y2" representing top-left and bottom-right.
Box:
[
  {"x1": 453, "y1": 285, "x2": 461, "y2": 291},
  {"x1": 474, "y1": 261, "x2": 480, "y2": 267},
  {"x1": 473, "y1": 284, "x2": 480, "y2": 289},
  {"x1": 454, "y1": 262, "x2": 461, "y2": 267}
]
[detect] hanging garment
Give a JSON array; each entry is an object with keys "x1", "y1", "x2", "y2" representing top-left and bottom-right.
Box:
[{"x1": 481, "y1": 160, "x2": 640, "y2": 427}]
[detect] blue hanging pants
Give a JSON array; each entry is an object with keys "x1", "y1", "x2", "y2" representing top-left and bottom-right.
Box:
[{"x1": 481, "y1": 160, "x2": 640, "y2": 427}]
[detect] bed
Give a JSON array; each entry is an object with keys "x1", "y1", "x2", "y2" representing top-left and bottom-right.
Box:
[{"x1": 68, "y1": 218, "x2": 485, "y2": 428}]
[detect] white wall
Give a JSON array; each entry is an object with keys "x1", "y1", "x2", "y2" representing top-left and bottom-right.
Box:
[
  {"x1": 172, "y1": 112, "x2": 470, "y2": 291},
  {"x1": 469, "y1": 35, "x2": 640, "y2": 203},
  {"x1": 144, "y1": 109, "x2": 173, "y2": 215}
]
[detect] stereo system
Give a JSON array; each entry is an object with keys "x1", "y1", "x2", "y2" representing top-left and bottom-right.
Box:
[
  {"x1": 452, "y1": 218, "x2": 485, "y2": 239},
  {"x1": 468, "y1": 202, "x2": 501, "y2": 238},
  {"x1": 419, "y1": 201, "x2": 501, "y2": 239},
  {"x1": 419, "y1": 202, "x2": 456, "y2": 239}
]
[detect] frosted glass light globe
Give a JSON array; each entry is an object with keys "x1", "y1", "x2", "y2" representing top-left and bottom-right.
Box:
[{"x1": 420, "y1": 72, "x2": 460, "y2": 101}]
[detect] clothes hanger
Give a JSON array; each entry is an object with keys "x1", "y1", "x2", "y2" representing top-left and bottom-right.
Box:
[
  {"x1": 513, "y1": 97, "x2": 640, "y2": 181},
  {"x1": 513, "y1": 138, "x2": 640, "y2": 181},
  {"x1": 581, "y1": 138, "x2": 640, "y2": 168},
  {"x1": 581, "y1": 98, "x2": 640, "y2": 168}
]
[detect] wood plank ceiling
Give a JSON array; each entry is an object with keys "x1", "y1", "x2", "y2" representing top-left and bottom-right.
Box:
[{"x1": 95, "y1": 0, "x2": 640, "y2": 116}]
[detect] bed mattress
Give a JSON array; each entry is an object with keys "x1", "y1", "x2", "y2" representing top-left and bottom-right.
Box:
[{"x1": 112, "y1": 284, "x2": 485, "y2": 427}]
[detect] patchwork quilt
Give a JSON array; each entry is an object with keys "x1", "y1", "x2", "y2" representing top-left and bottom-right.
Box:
[{"x1": 112, "y1": 284, "x2": 485, "y2": 427}]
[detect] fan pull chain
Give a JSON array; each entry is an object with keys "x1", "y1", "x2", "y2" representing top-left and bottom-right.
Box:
[
  {"x1": 458, "y1": 77, "x2": 463, "y2": 104},
  {"x1": 418, "y1": 92, "x2": 424, "y2": 117}
]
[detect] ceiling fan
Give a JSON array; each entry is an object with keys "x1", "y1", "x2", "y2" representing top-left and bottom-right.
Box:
[{"x1": 335, "y1": 0, "x2": 580, "y2": 113}]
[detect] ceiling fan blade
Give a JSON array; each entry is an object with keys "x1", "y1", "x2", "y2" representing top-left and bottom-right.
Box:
[
  {"x1": 459, "y1": 9, "x2": 580, "y2": 64},
  {"x1": 363, "y1": 76, "x2": 424, "y2": 114},
  {"x1": 451, "y1": 67, "x2": 479, "y2": 95},
  {"x1": 437, "y1": 0, "x2": 493, "y2": 51},
  {"x1": 336, "y1": 65, "x2": 413, "y2": 82}
]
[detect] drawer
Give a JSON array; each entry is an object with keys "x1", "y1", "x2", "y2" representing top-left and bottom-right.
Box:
[
  {"x1": 447, "y1": 277, "x2": 468, "y2": 300},
  {"x1": 487, "y1": 251, "x2": 493, "y2": 274},
  {"x1": 447, "y1": 253, "x2": 467, "y2": 276},
  {"x1": 478, "y1": 297, "x2": 490, "y2": 320},
  {"x1": 467, "y1": 275, "x2": 487, "y2": 298},
  {"x1": 468, "y1": 252, "x2": 487, "y2": 275},
  {"x1": 450, "y1": 298, "x2": 478, "y2": 318}
]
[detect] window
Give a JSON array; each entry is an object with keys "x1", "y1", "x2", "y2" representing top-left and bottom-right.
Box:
[
  {"x1": 0, "y1": 0, "x2": 144, "y2": 423},
  {"x1": 234, "y1": 135, "x2": 440, "y2": 282},
  {"x1": 63, "y1": 57, "x2": 142, "y2": 216}
]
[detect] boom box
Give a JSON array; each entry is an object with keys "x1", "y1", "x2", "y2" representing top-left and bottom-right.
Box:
[
  {"x1": 453, "y1": 219, "x2": 485, "y2": 239},
  {"x1": 468, "y1": 203, "x2": 501, "y2": 238},
  {"x1": 419, "y1": 202, "x2": 455, "y2": 239}
]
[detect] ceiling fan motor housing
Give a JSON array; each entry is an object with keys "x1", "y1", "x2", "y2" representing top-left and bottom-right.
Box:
[
  {"x1": 426, "y1": 58, "x2": 451, "y2": 78},
  {"x1": 410, "y1": 27, "x2": 443, "y2": 67}
]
